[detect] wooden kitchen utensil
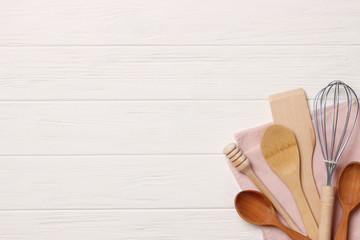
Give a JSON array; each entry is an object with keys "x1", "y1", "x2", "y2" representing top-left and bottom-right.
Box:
[
  {"x1": 269, "y1": 89, "x2": 320, "y2": 224},
  {"x1": 234, "y1": 190, "x2": 311, "y2": 240},
  {"x1": 260, "y1": 124, "x2": 318, "y2": 240},
  {"x1": 334, "y1": 162, "x2": 360, "y2": 240},
  {"x1": 223, "y1": 143, "x2": 301, "y2": 232}
]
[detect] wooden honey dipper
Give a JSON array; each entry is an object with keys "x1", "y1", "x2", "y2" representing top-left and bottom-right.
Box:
[{"x1": 223, "y1": 143, "x2": 301, "y2": 233}]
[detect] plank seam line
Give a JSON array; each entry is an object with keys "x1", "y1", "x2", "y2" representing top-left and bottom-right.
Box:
[
  {"x1": 1, "y1": 44, "x2": 360, "y2": 47},
  {"x1": 0, "y1": 153, "x2": 224, "y2": 157},
  {"x1": 0, "y1": 208, "x2": 235, "y2": 212},
  {"x1": 0, "y1": 99, "x2": 315, "y2": 102}
]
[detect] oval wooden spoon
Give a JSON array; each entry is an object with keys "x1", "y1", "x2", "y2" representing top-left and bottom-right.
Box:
[
  {"x1": 334, "y1": 162, "x2": 360, "y2": 240},
  {"x1": 260, "y1": 124, "x2": 318, "y2": 240},
  {"x1": 234, "y1": 190, "x2": 311, "y2": 240}
]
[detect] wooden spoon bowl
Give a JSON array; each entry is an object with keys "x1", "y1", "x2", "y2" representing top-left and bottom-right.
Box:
[
  {"x1": 334, "y1": 162, "x2": 360, "y2": 240},
  {"x1": 235, "y1": 190, "x2": 276, "y2": 225},
  {"x1": 337, "y1": 162, "x2": 360, "y2": 206},
  {"x1": 260, "y1": 124, "x2": 299, "y2": 174},
  {"x1": 234, "y1": 190, "x2": 311, "y2": 240}
]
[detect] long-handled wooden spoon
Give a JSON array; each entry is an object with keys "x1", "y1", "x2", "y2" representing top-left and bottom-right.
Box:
[
  {"x1": 269, "y1": 89, "x2": 320, "y2": 223},
  {"x1": 223, "y1": 143, "x2": 301, "y2": 232},
  {"x1": 234, "y1": 190, "x2": 311, "y2": 240},
  {"x1": 334, "y1": 162, "x2": 360, "y2": 240},
  {"x1": 260, "y1": 124, "x2": 318, "y2": 240}
]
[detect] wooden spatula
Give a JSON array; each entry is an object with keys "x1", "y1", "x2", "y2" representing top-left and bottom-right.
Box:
[
  {"x1": 261, "y1": 124, "x2": 319, "y2": 240},
  {"x1": 269, "y1": 89, "x2": 320, "y2": 224}
]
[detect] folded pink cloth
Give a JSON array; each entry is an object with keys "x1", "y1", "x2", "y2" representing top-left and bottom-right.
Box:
[{"x1": 229, "y1": 101, "x2": 360, "y2": 240}]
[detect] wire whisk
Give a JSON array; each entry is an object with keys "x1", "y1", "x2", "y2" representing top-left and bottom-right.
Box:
[{"x1": 313, "y1": 80, "x2": 359, "y2": 185}]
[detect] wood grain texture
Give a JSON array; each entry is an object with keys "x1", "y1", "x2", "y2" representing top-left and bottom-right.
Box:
[
  {"x1": 1, "y1": 0, "x2": 360, "y2": 46},
  {"x1": 0, "y1": 101, "x2": 271, "y2": 155},
  {"x1": 0, "y1": 47, "x2": 359, "y2": 100},
  {"x1": 1, "y1": 0, "x2": 360, "y2": 238},
  {"x1": 0, "y1": 155, "x2": 239, "y2": 209},
  {"x1": 0, "y1": 210, "x2": 263, "y2": 240}
]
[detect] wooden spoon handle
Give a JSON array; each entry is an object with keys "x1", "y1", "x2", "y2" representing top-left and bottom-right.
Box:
[
  {"x1": 334, "y1": 207, "x2": 351, "y2": 240},
  {"x1": 277, "y1": 222, "x2": 311, "y2": 240},
  {"x1": 318, "y1": 186, "x2": 335, "y2": 240},
  {"x1": 244, "y1": 167, "x2": 301, "y2": 232}
]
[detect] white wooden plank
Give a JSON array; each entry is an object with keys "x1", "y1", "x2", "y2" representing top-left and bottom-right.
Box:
[
  {"x1": 0, "y1": 155, "x2": 239, "y2": 209},
  {"x1": 0, "y1": 46, "x2": 359, "y2": 100},
  {"x1": 0, "y1": 209, "x2": 262, "y2": 240},
  {"x1": 1, "y1": 0, "x2": 360, "y2": 46},
  {"x1": 0, "y1": 101, "x2": 271, "y2": 155}
]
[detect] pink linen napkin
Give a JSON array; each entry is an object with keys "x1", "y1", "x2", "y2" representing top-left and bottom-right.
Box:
[{"x1": 229, "y1": 101, "x2": 360, "y2": 240}]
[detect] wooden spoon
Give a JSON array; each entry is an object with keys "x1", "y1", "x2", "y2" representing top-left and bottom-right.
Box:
[
  {"x1": 260, "y1": 124, "x2": 318, "y2": 240},
  {"x1": 334, "y1": 162, "x2": 360, "y2": 240},
  {"x1": 223, "y1": 143, "x2": 301, "y2": 232},
  {"x1": 234, "y1": 190, "x2": 311, "y2": 240}
]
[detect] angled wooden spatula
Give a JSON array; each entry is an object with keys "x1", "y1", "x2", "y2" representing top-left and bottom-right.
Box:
[{"x1": 269, "y1": 89, "x2": 320, "y2": 224}]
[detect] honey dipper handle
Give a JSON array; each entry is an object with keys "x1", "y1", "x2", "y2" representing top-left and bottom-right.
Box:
[
  {"x1": 243, "y1": 165, "x2": 301, "y2": 233},
  {"x1": 318, "y1": 185, "x2": 335, "y2": 240}
]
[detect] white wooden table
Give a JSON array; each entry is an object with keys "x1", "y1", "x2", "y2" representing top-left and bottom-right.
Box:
[{"x1": 0, "y1": 1, "x2": 359, "y2": 239}]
